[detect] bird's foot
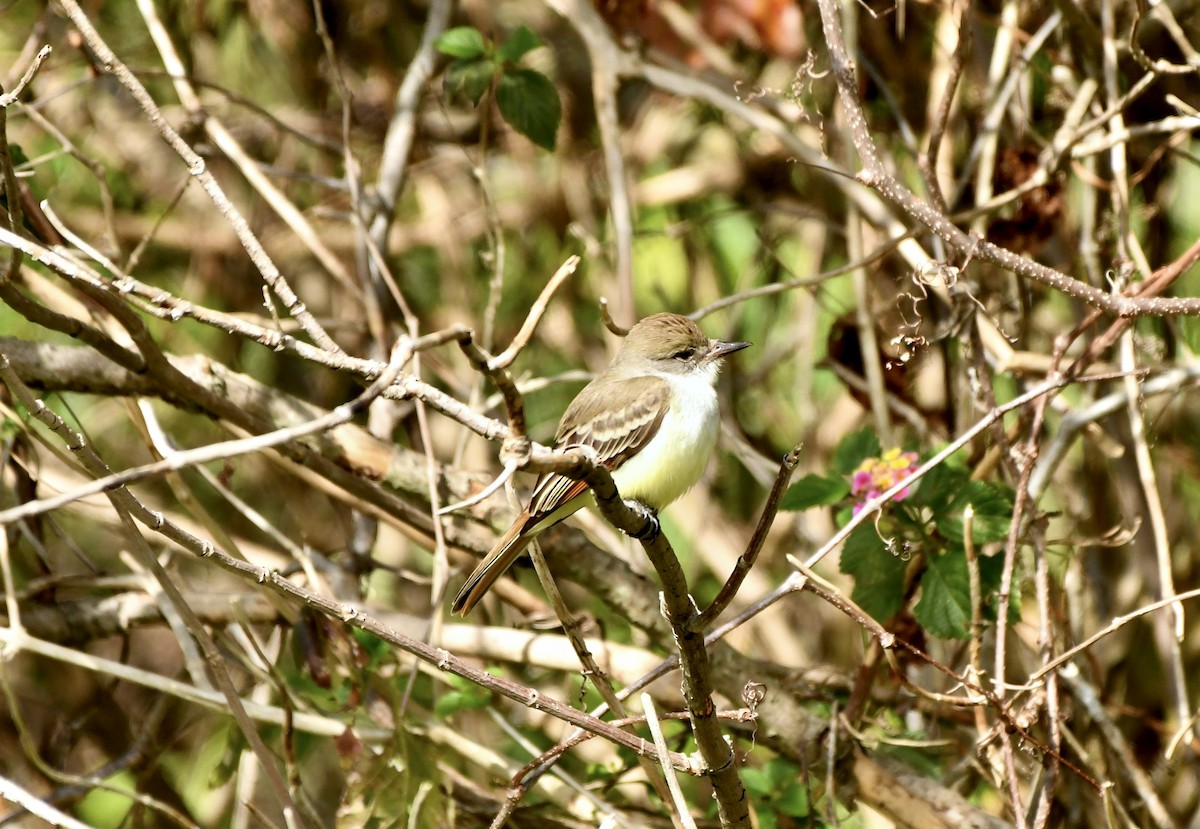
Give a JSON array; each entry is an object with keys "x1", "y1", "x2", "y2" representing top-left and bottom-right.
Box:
[{"x1": 624, "y1": 500, "x2": 661, "y2": 541}]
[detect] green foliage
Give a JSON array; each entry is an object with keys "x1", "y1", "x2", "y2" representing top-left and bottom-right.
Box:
[
  {"x1": 75, "y1": 771, "x2": 136, "y2": 828},
  {"x1": 446, "y1": 59, "x2": 495, "y2": 106},
  {"x1": 434, "y1": 673, "x2": 494, "y2": 717},
  {"x1": 786, "y1": 429, "x2": 1016, "y2": 638},
  {"x1": 496, "y1": 69, "x2": 561, "y2": 151},
  {"x1": 938, "y1": 480, "x2": 1015, "y2": 544},
  {"x1": 495, "y1": 25, "x2": 542, "y2": 62},
  {"x1": 833, "y1": 428, "x2": 882, "y2": 475},
  {"x1": 742, "y1": 757, "x2": 814, "y2": 828},
  {"x1": 780, "y1": 472, "x2": 851, "y2": 510},
  {"x1": 744, "y1": 758, "x2": 849, "y2": 829},
  {"x1": 840, "y1": 522, "x2": 908, "y2": 622},
  {"x1": 436, "y1": 25, "x2": 562, "y2": 150},
  {"x1": 436, "y1": 26, "x2": 486, "y2": 59},
  {"x1": 350, "y1": 627, "x2": 393, "y2": 665},
  {"x1": 914, "y1": 548, "x2": 974, "y2": 638}
]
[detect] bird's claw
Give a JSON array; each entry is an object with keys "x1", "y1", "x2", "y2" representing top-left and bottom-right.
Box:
[{"x1": 625, "y1": 500, "x2": 661, "y2": 541}]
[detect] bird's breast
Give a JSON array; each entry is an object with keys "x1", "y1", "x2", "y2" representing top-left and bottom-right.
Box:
[{"x1": 609, "y1": 375, "x2": 719, "y2": 510}]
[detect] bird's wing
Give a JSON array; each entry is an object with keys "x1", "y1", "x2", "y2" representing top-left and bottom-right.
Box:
[{"x1": 527, "y1": 374, "x2": 670, "y2": 519}]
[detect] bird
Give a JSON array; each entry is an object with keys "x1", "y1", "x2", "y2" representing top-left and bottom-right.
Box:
[{"x1": 452, "y1": 312, "x2": 749, "y2": 615}]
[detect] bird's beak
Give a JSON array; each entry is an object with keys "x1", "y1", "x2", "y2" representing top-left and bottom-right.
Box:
[{"x1": 708, "y1": 339, "x2": 751, "y2": 360}]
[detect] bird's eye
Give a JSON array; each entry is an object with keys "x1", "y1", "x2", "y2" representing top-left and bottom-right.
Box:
[{"x1": 673, "y1": 348, "x2": 695, "y2": 361}]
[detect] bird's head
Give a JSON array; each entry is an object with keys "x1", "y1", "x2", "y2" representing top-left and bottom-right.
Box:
[{"x1": 613, "y1": 313, "x2": 750, "y2": 379}]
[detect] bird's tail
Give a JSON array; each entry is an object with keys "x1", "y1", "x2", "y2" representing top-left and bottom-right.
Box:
[{"x1": 451, "y1": 515, "x2": 536, "y2": 615}]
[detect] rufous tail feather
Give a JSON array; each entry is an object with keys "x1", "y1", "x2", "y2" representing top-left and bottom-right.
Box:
[{"x1": 451, "y1": 514, "x2": 536, "y2": 615}]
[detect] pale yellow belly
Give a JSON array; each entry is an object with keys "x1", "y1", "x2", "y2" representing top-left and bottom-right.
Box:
[{"x1": 609, "y1": 380, "x2": 719, "y2": 510}]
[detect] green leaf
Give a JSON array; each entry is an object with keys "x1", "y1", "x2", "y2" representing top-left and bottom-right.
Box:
[
  {"x1": 906, "y1": 459, "x2": 965, "y2": 511},
  {"x1": 939, "y1": 480, "x2": 1015, "y2": 544},
  {"x1": 434, "y1": 685, "x2": 492, "y2": 717},
  {"x1": 7, "y1": 143, "x2": 30, "y2": 168},
  {"x1": 833, "y1": 428, "x2": 882, "y2": 475},
  {"x1": 1180, "y1": 318, "x2": 1200, "y2": 356},
  {"x1": 350, "y1": 627, "x2": 390, "y2": 665},
  {"x1": 977, "y1": 550, "x2": 1015, "y2": 622},
  {"x1": 840, "y1": 524, "x2": 907, "y2": 622},
  {"x1": 436, "y1": 26, "x2": 486, "y2": 59},
  {"x1": 764, "y1": 757, "x2": 795, "y2": 788},
  {"x1": 780, "y1": 474, "x2": 850, "y2": 510},
  {"x1": 742, "y1": 766, "x2": 773, "y2": 797},
  {"x1": 446, "y1": 58, "x2": 496, "y2": 106},
  {"x1": 913, "y1": 550, "x2": 972, "y2": 638},
  {"x1": 496, "y1": 68, "x2": 561, "y2": 150},
  {"x1": 497, "y1": 25, "x2": 542, "y2": 63},
  {"x1": 776, "y1": 784, "x2": 810, "y2": 817}
]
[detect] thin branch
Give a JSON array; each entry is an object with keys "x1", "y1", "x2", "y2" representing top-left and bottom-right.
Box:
[
  {"x1": 813, "y1": 0, "x2": 1200, "y2": 317},
  {"x1": 56, "y1": 0, "x2": 341, "y2": 352},
  {"x1": 0, "y1": 342, "x2": 414, "y2": 526},
  {"x1": 695, "y1": 445, "x2": 800, "y2": 629},
  {"x1": 490, "y1": 255, "x2": 580, "y2": 369},
  {"x1": 643, "y1": 693, "x2": 700, "y2": 829}
]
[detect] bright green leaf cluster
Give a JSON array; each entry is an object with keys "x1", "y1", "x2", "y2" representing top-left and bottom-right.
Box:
[
  {"x1": 435, "y1": 25, "x2": 562, "y2": 150},
  {"x1": 781, "y1": 427, "x2": 1017, "y2": 639},
  {"x1": 742, "y1": 757, "x2": 811, "y2": 828}
]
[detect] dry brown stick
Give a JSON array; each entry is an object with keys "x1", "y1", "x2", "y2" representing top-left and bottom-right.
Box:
[
  {"x1": 540, "y1": 0, "x2": 634, "y2": 320},
  {"x1": 133, "y1": 0, "x2": 358, "y2": 296},
  {"x1": 637, "y1": 523, "x2": 750, "y2": 829},
  {"x1": 506, "y1": 708, "x2": 755, "y2": 810},
  {"x1": 368, "y1": 0, "x2": 453, "y2": 244},
  {"x1": 0, "y1": 44, "x2": 49, "y2": 106},
  {"x1": 988, "y1": 386, "x2": 1051, "y2": 824},
  {"x1": 1028, "y1": 520, "x2": 1060, "y2": 829},
  {"x1": 0, "y1": 135, "x2": 144, "y2": 380},
  {"x1": 524, "y1": 537, "x2": 686, "y2": 829},
  {"x1": 490, "y1": 256, "x2": 580, "y2": 370},
  {"x1": 544, "y1": 453, "x2": 750, "y2": 826},
  {"x1": 919, "y1": 1, "x2": 972, "y2": 214},
  {"x1": 1067, "y1": 236, "x2": 1200, "y2": 377}
]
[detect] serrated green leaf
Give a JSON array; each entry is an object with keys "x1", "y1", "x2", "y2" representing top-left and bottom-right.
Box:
[
  {"x1": 497, "y1": 25, "x2": 542, "y2": 63},
  {"x1": 833, "y1": 428, "x2": 882, "y2": 475},
  {"x1": 840, "y1": 524, "x2": 907, "y2": 622},
  {"x1": 446, "y1": 58, "x2": 496, "y2": 106},
  {"x1": 436, "y1": 26, "x2": 486, "y2": 59},
  {"x1": 496, "y1": 68, "x2": 561, "y2": 150},
  {"x1": 913, "y1": 550, "x2": 972, "y2": 638},
  {"x1": 780, "y1": 474, "x2": 850, "y2": 510}
]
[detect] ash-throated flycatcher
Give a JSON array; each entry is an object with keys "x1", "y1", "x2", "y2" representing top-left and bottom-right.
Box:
[{"x1": 452, "y1": 312, "x2": 749, "y2": 615}]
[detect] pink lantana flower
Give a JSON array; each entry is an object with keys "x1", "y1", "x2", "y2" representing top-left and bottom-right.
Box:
[{"x1": 850, "y1": 448, "x2": 920, "y2": 515}]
